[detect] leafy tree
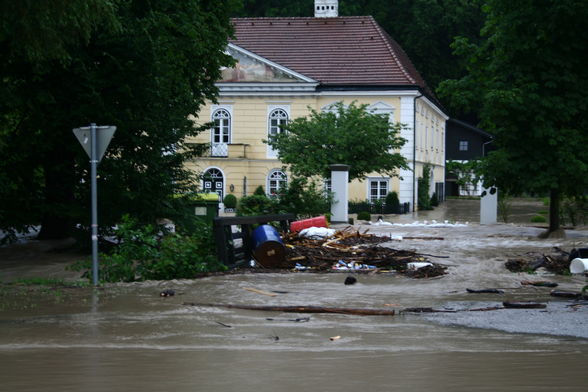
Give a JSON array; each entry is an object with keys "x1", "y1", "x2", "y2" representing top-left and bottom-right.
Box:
[
  {"x1": 0, "y1": 0, "x2": 238, "y2": 240},
  {"x1": 446, "y1": 160, "x2": 482, "y2": 196},
  {"x1": 233, "y1": 0, "x2": 314, "y2": 17},
  {"x1": 0, "y1": 0, "x2": 119, "y2": 63},
  {"x1": 266, "y1": 102, "x2": 408, "y2": 181},
  {"x1": 439, "y1": 0, "x2": 588, "y2": 236}
]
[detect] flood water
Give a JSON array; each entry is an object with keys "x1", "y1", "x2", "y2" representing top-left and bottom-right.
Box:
[{"x1": 1, "y1": 199, "x2": 587, "y2": 391}]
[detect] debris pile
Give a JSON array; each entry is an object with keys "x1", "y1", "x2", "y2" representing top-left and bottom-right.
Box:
[
  {"x1": 277, "y1": 227, "x2": 446, "y2": 278},
  {"x1": 505, "y1": 247, "x2": 572, "y2": 274}
]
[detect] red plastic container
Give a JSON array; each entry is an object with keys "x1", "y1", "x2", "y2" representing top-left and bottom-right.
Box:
[{"x1": 290, "y1": 216, "x2": 328, "y2": 233}]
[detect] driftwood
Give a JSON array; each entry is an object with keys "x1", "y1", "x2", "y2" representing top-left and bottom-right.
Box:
[
  {"x1": 520, "y1": 280, "x2": 558, "y2": 288},
  {"x1": 466, "y1": 288, "x2": 504, "y2": 294},
  {"x1": 503, "y1": 302, "x2": 547, "y2": 309},
  {"x1": 403, "y1": 236, "x2": 445, "y2": 241},
  {"x1": 184, "y1": 302, "x2": 395, "y2": 316},
  {"x1": 468, "y1": 306, "x2": 504, "y2": 312},
  {"x1": 401, "y1": 307, "x2": 455, "y2": 313},
  {"x1": 550, "y1": 290, "x2": 583, "y2": 299},
  {"x1": 505, "y1": 248, "x2": 571, "y2": 274}
]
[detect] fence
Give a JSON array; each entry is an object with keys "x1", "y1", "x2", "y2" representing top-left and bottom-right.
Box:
[{"x1": 348, "y1": 200, "x2": 410, "y2": 215}]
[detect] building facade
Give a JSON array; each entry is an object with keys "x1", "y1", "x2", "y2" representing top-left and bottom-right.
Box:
[{"x1": 187, "y1": 4, "x2": 447, "y2": 211}]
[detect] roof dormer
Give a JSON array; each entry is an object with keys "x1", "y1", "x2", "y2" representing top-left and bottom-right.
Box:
[{"x1": 314, "y1": 0, "x2": 338, "y2": 18}]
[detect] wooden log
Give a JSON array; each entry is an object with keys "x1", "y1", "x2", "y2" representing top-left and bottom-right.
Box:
[
  {"x1": 243, "y1": 287, "x2": 278, "y2": 297},
  {"x1": 520, "y1": 280, "x2": 558, "y2": 288},
  {"x1": 401, "y1": 307, "x2": 455, "y2": 313},
  {"x1": 503, "y1": 301, "x2": 547, "y2": 309},
  {"x1": 550, "y1": 290, "x2": 582, "y2": 299},
  {"x1": 466, "y1": 288, "x2": 504, "y2": 294},
  {"x1": 403, "y1": 236, "x2": 445, "y2": 241},
  {"x1": 468, "y1": 306, "x2": 504, "y2": 312},
  {"x1": 183, "y1": 303, "x2": 395, "y2": 316}
]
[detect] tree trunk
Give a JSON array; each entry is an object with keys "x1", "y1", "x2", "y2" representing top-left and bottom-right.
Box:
[
  {"x1": 539, "y1": 188, "x2": 565, "y2": 238},
  {"x1": 548, "y1": 188, "x2": 560, "y2": 233},
  {"x1": 37, "y1": 150, "x2": 76, "y2": 240}
]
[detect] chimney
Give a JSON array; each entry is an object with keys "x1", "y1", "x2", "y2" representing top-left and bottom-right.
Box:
[{"x1": 314, "y1": 0, "x2": 338, "y2": 18}]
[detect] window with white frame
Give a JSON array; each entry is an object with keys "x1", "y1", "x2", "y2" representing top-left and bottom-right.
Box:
[
  {"x1": 268, "y1": 108, "x2": 288, "y2": 141},
  {"x1": 459, "y1": 140, "x2": 469, "y2": 151},
  {"x1": 211, "y1": 108, "x2": 231, "y2": 156},
  {"x1": 267, "y1": 106, "x2": 290, "y2": 158},
  {"x1": 369, "y1": 179, "x2": 389, "y2": 202},
  {"x1": 267, "y1": 169, "x2": 287, "y2": 196}
]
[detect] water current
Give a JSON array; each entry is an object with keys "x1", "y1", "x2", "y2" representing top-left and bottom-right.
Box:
[{"x1": 1, "y1": 199, "x2": 587, "y2": 391}]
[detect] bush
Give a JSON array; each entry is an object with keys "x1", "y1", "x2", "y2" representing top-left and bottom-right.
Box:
[
  {"x1": 560, "y1": 196, "x2": 588, "y2": 226},
  {"x1": 357, "y1": 211, "x2": 371, "y2": 221},
  {"x1": 237, "y1": 194, "x2": 277, "y2": 216},
  {"x1": 497, "y1": 193, "x2": 512, "y2": 223},
  {"x1": 223, "y1": 194, "x2": 237, "y2": 208},
  {"x1": 384, "y1": 192, "x2": 400, "y2": 213},
  {"x1": 273, "y1": 176, "x2": 332, "y2": 218},
  {"x1": 349, "y1": 199, "x2": 372, "y2": 214},
  {"x1": 371, "y1": 198, "x2": 385, "y2": 215},
  {"x1": 237, "y1": 177, "x2": 332, "y2": 218},
  {"x1": 69, "y1": 215, "x2": 225, "y2": 282},
  {"x1": 253, "y1": 185, "x2": 266, "y2": 196},
  {"x1": 430, "y1": 192, "x2": 439, "y2": 207},
  {"x1": 531, "y1": 215, "x2": 547, "y2": 223},
  {"x1": 418, "y1": 164, "x2": 433, "y2": 210}
]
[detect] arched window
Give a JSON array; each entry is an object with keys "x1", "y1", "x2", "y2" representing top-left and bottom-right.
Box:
[
  {"x1": 267, "y1": 107, "x2": 289, "y2": 158},
  {"x1": 211, "y1": 109, "x2": 231, "y2": 156},
  {"x1": 268, "y1": 109, "x2": 288, "y2": 140},
  {"x1": 267, "y1": 169, "x2": 287, "y2": 196}
]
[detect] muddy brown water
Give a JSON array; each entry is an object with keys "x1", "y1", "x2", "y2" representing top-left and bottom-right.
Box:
[{"x1": 1, "y1": 199, "x2": 587, "y2": 391}]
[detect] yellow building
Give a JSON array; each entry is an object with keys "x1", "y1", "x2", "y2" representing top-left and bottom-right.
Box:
[{"x1": 188, "y1": 2, "x2": 448, "y2": 211}]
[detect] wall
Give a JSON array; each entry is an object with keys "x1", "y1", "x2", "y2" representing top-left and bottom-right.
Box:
[{"x1": 187, "y1": 93, "x2": 445, "y2": 207}]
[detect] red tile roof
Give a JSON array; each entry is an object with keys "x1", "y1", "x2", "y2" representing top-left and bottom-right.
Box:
[{"x1": 230, "y1": 16, "x2": 428, "y2": 89}]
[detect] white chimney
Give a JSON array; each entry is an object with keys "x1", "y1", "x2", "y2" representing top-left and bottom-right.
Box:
[{"x1": 314, "y1": 0, "x2": 338, "y2": 18}]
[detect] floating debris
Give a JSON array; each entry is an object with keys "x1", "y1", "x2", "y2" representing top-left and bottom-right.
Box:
[
  {"x1": 503, "y1": 302, "x2": 547, "y2": 309},
  {"x1": 520, "y1": 280, "x2": 558, "y2": 288},
  {"x1": 160, "y1": 289, "x2": 175, "y2": 297},
  {"x1": 280, "y1": 228, "x2": 446, "y2": 278},
  {"x1": 505, "y1": 248, "x2": 572, "y2": 274},
  {"x1": 550, "y1": 290, "x2": 583, "y2": 299},
  {"x1": 466, "y1": 288, "x2": 504, "y2": 294}
]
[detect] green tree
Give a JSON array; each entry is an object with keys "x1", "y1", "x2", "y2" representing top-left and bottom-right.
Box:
[
  {"x1": 266, "y1": 102, "x2": 408, "y2": 181},
  {"x1": 439, "y1": 0, "x2": 588, "y2": 236},
  {"x1": 0, "y1": 0, "x2": 238, "y2": 240},
  {"x1": 446, "y1": 160, "x2": 482, "y2": 196}
]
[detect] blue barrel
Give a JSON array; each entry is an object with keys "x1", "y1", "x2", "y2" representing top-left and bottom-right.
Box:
[{"x1": 251, "y1": 225, "x2": 286, "y2": 268}]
